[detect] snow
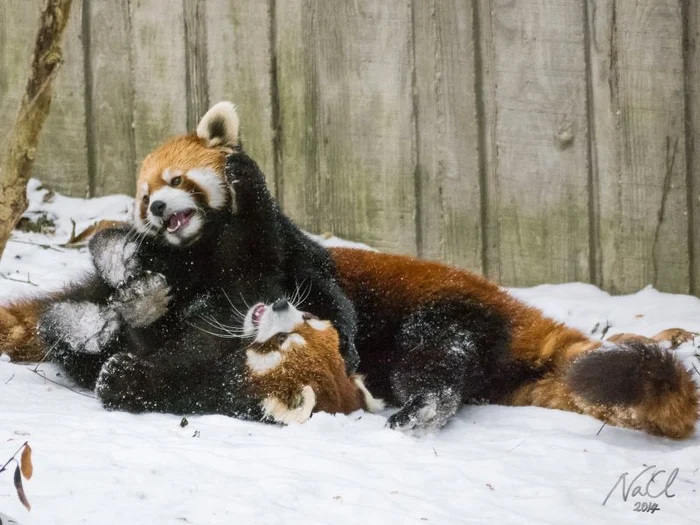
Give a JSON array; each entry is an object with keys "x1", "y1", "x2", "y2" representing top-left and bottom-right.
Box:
[{"x1": 1, "y1": 183, "x2": 699, "y2": 525}]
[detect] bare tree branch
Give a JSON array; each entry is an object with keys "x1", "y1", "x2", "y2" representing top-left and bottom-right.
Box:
[{"x1": 0, "y1": 0, "x2": 74, "y2": 258}]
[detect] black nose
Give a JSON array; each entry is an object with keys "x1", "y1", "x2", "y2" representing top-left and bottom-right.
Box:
[
  {"x1": 272, "y1": 299, "x2": 289, "y2": 312},
  {"x1": 150, "y1": 200, "x2": 167, "y2": 217}
]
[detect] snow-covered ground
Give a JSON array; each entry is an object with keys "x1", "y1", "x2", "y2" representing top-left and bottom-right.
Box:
[{"x1": 1, "y1": 183, "x2": 699, "y2": 525}]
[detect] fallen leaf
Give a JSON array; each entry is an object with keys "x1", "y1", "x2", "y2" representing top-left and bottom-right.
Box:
[
  {"x1": 20, "y1": 444, "x2": 32, "y2": 480},
  {"x1": 14, "y1": 465, "x2": 30, "y2": 511}
]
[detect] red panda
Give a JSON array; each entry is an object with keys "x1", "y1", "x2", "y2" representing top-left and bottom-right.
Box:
[
  {"x1": 241, "y1": 299, "x2": 383, "y2": 424},
  {"x1": 0, "y1": 101, "x2": 696, "y2": 439},
  {"x1": 329, "y1": 248, "x2": 699, "y2": 439}
]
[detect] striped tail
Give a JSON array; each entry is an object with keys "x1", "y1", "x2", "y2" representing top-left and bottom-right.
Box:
[
  {"x1": 509, "y1": 326, "x2": 698, "y2": 439},
  {"x1": 567, "y1": 340, "x2": 698, "y2": 439},
  {"x1": 0, "y1": 299, "x2": 46, "y2": 362}
]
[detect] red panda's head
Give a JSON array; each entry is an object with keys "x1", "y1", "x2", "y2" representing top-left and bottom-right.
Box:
[
  {"x1": 134, "y1": 101, "x2": 239, "y2": 247},
  {"x1": 242, "y1": 300, "x2": 338, "y2": 371}
]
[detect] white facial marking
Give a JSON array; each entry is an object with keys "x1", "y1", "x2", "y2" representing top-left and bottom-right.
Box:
[
  {"x1": 307, "y1": 319, "x2": 331, "y2": 331},
  {"x1": 244, "y1": 302, "x2": 305, "y2": 343},
  {"x1": 261, "y1": 385, "x2": 316, "y2": 425},
  {"x1": 146, "y1": 186, "x2": 201, "y2": 244},
  {"x1": 161, "y1": 168, "x2": 183, "y2": 184},
  {"x1": 280, "y1": 334, "x2": 306, "y2": 351},
  {"x1": 187, "y1": 168, "x2": 227, "y2": 209},
  {"x1": 246, "y1": 349, "x2": 283, "y2": 374},
  {"x1": 148, "y1": 186, "x2": 197, "y2": 221}
]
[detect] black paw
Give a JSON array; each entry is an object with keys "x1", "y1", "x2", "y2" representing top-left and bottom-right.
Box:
[
  {"x1": 95, "y1": 353, "x2": 154, "y2": 412},
  {"x1": 225, "y1": 152, "x2": 259, "y2": 181},
  {"x1": 386, "y1": 392, "x2": 460, "y2": 432},
  {"x1": 110, "y1": 271, "x2": 170, "y2": 327},
  {"x1": 90, "y1": 227, "x2": 140, "y2": 287}
]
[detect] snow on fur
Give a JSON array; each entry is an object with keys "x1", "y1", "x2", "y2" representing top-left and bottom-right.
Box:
[{"x1": 1, "y1": 183, "x2": 699, "y2": 525}]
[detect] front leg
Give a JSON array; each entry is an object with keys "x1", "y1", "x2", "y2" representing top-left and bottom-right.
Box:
[
  {"x1": 225, "y1": 152, "x2": 279, "y2": 220},
  {"x1": 89, "y1": 227, "x2": 142, "y2": 288},
  {"x1": 90, "y1": 228, "x2": 171, "y2": 328},
  {"x1": 95, "y1": 352, "x2": 163, "y2": 412},
  {"x1": 39, "y1": 300, "x2": 124, "y2": 388},
  {"x1": 110, "y1": 271, "x2": 171, "y2": 328},
  {"x1": 261, "y1": 385, "x2": 317, "y2": 425}
]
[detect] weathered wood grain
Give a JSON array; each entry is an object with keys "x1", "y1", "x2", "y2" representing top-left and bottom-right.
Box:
[
  {"x1": 684, "y1": 0, "x2": 700, "y2": 295},
  {"x1": 276, "y1": 0, "x2": 417, "y2": 253},
  {"x1": 488, "y1": 0, "x2": 591, "y2": 287},
  {"x1": 129, "y1": 0, "x2": 188, "y2": 166},
  {"x1": 184, "y1": 0, "x2": 208, "y2": 131},
  {"x1": 412, "y1": 0, "x2": 482, "y2": 271},
  {"x1": 474, "y1": 0, "x2": 500, "y2": 282},
  {"x1": 588, "y1": 0, "x2": 689, "y2": 294},
  {"x1": 0, "y1": 2, "x2": 40, "y2": 141},
  {"x1": 32, "y1": 0, "x2": 89, "y2": 196},
  {"x1": 85, "y1": 0, "x2": 135, "y2": 196},
  {"x1": 207, "y1": 0, "x2": 276, "y2": 195}
]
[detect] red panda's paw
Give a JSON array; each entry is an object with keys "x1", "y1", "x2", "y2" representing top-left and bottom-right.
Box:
[
  {"x1": 95, "y1": 352, "x2": 155, "y2": 413},
  {"x1": 90, "y1": 227, "x2": 140, "y2": 287},
  {"x1": 261, "y1": 385, "x2": 316, "y2": 425},
  {"x1": 110, "y1": 271, "x2": 170, "y2": 328},
  {"x1": 652, "y1": 328, "x2": 697, "y2": 350},
  {"x1": 387, "y1": 391, "x2": 461, "y2": 433}
]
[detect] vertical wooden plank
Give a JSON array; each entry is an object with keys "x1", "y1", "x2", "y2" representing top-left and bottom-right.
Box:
[
  {"x1": 86, "y1": 0, "x2": 135, "y2": 196},
  {"x1": 33, "y1": 0, "x2": 89, "y2": 196},
  {"x1": 474, "y1": 0, "x2": 501, "y2": 282},
  {"x1": 276, "y1": 0, "x2": 417, "y2": 253},
  {"x1": 412, "y1": 0, "x2": 482, "y2": 271},
  {"x1": 274, "y1": 0, "x2": 316, "y2": 226},
  {"x1": 184, "y1": 0, "x2": 208, "y2": 130},
  {"x1": 489, "y1": 0, "x2": 590, "y2": 286},
  {"x1": 684, "y1": 0, "x2": 700, "y2": 295},
  {"x1": 0, "y1": 1, "x2": 40, "y2": 140},
  {"x1": 207, "y1": 0, "x2": 276, "y2": 195},
  {"x1": 589, "y1": 0, "x2": 688, "y2": 294},
  {"x1": 130, "y1": 0, "x2": 188, "y2": 166}
]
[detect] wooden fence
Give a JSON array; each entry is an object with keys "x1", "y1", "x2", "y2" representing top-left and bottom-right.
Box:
[{"x1": 1, "y1": 0, "x2": 698, "y2": 295}]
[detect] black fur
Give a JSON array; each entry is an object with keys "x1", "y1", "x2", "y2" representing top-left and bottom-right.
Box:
[
  {"x1": 207, "y1": 117, "x2": 226, "y2": 144},
  {"x1": 348, "y1": 295, "x2": 538, "y2": 431},
  {"x1": 567, "y1": 341, "x2": 683, "y2": 406},
  {"x1": 41, "y1": 151, "x2": 358, "y2": 417}
]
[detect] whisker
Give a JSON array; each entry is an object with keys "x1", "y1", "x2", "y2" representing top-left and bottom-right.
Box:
[
  {"x1": 220, "y1": 289, "x2": 248, "y2": 320},
  {"x1": 187, "y1": 322, "x2": 241, "y2": 339}
]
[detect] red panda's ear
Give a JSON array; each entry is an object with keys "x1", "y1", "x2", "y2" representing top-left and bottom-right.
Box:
[{"x1": 196, "y1": 101, "x2": 240, "y2": 148}]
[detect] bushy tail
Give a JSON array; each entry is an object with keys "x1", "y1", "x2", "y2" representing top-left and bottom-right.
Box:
[
  {"x1": 567, "y1": 341, "x2": 698, "y2": 439},
  {"x1": 0, "y1": 299, "x2": 46, "y2": 362},
  {"x1": 509, "y1": 324, "x2": 699, "y2": 439}
]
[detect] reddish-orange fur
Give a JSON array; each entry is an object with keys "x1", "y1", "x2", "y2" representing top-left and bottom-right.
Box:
[
  {"x1": 0, "y1": 300, "x2": 44, "y2": 361},
  {"x1": 247, "y1": 322, "x2": 365, "y2": 415},
  {"x1": 330, "y1": 248, "x2": 699, "y2": 439}
]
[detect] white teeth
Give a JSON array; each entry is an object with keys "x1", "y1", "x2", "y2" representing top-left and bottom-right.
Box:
[{"x1": 167, "y1": 219, "x2": 182, "y2": 233}]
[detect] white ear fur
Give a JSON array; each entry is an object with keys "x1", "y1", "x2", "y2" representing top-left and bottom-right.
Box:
[{"x1": 196, "y1": 101, "x2": 240, "y2": 148}]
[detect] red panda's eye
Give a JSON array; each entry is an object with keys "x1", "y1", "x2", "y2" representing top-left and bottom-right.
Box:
[
  {"x1": 171, "y1": 176, "x2": 182, "y2": 187},
  {"x1": 276, "y1": 333, "x2": 289, "y2": 345},
  {"x1": 142, "y1": 194, "x2": 149, "y2": 205}
]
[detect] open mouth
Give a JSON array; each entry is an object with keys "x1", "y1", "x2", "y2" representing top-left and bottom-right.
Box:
[
  {"x1": 166, "y1": 209, "x2": 195, "y2": 234},
  {"x1": 251, "y1": 304, "x2": 266, "y2": 327}
]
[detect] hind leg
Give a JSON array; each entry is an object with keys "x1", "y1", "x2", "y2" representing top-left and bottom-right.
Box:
[
  {"x1": 607, "y1": 328, "x2": 696, "y2": 350},
  {"x1": 387, "y1": 301, "x2": 508, "y2": 432}
]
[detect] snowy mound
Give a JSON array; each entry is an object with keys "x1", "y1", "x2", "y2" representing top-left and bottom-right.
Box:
[{"x1": 1, "y1": 183, "x2": 699, "y2": 524}]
